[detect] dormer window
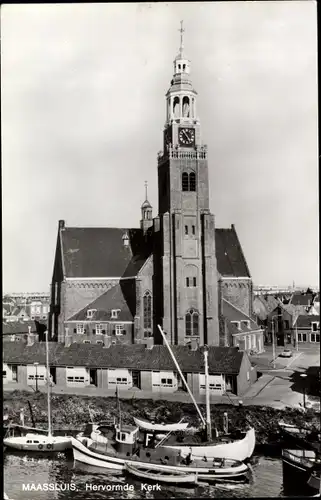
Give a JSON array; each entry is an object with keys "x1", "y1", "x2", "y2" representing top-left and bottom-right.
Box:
[
  {"x1": 241, "y1": 320, "x2": 251, "y2": 330},
  {"x1": 311, "y1": 322, "x2": 319, "y2": 332},
  {"x1": 111, "y1": 309, "x2": 120, "y2": 319},
  {"x1": 122, "y1": 232, "x2": 129, "y2": 247},
  {"x1": 86, "y1": 309, "x2": 96, "y2": 319},
  {"x1": 231, "y1": 321, "x2": 241, "y2": 331}
]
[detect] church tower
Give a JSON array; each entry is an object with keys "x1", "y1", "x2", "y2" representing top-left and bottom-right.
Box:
[{"x1": 155, "y1": 22, "x2": 219, "y2": 346}]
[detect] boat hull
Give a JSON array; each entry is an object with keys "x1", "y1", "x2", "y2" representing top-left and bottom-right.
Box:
[
  {"x1": 133, "y1": 417, "x2": 189, "y2": 433},
  {"x1": 161, "y1": 427, "x2": 255, "y2": 461},
  {"x1": 71, "y1": 438, "x2": 249, "y2": 481},
  {"x1": 125, "y1": 463, "x2": 198, "y2": 484},
  {"x1": 4, "y1": 434, "x2": 72, "y2": 452},
  {"x1": 282, "y1": 449, "x2": 319, "y2": 496}
]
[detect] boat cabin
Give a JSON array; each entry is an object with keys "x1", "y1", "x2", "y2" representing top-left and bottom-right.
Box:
[{"x1": 115, "y1": 424, "x2": 139, "y2": 455}]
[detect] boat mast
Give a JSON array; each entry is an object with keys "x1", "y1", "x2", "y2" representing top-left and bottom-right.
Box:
[
  {"x1": 45, "y1": 329, "x2": 52, "y2": 437},
  {"x1": 157, "y1": 324, "x2": 206, "y2": 427},
  {"x1": 203, "y1": 345, "x2": 211, "y2": 441}
]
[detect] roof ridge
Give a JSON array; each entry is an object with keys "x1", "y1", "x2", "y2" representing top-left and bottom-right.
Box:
[{"x1": 223, "y1": 298, "x2": 257, "y2": 323}]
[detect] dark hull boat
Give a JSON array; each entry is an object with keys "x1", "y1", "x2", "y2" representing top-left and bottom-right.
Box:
[{"x1": 282, "y1": 449, "x2": 321, "y2": 497}]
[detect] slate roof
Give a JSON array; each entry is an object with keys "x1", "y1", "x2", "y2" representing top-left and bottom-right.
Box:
[
  {"x1": 280, "y1": 304, "x2": 310, "y2": 318},
  {"x1": 294, "y1": 315, "x2": 320, "y2": 328},
  {"x1": 253, "y1": 295, "x2": 280, "y2": 321},
  {"x1": 68, "y1": 284, "x2": 133, "y2": 322},
  {"x1": 223, "y1": 299, "x2": 260, "y2": 334},
  {"x1": 3, "y1": 343, "x2": 244, "y2": 374},
  {"x1": 59, "y1": 225, "x2": 250, "y2": 279},
  {"x1": 290, "y1": 292, "x2": 315, "y2": 307},
  {"x1": 215, "y1": 226, "x2": 251, "y2": 278},
  {"x1": 60, "y1": 227, "x2": 151, "y2": 278},
  {"x1": 2, "y1": 320, "x2": 37, "y2": 335}
]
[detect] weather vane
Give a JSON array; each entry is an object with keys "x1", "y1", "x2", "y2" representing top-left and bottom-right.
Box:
[
  {"x1": 179, "y1": 20, "x2": 185, "y2": 54},
  {"x1": 144, "y1": 181, "x2": 148, "y2": 200}
]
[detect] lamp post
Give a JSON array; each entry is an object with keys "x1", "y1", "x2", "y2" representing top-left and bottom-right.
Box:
[
  {"x1": 34, "y1": 362, "x2": 39, "y2": 392},
  {"x1": 271, "y1": 314, "x2": 283, "y2": 369},
  {"x1": 300, "y1": 373, "x2": 307, "y2": 409}
]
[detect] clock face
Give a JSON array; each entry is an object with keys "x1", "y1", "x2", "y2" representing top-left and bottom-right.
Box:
[{"x1": 178, "y1": 128, "x2": 195, "y2": 147}]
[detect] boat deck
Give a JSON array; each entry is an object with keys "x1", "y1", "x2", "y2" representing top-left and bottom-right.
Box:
[{"x1": 88, "y1": 440, "x2": 242, "y2": 470}]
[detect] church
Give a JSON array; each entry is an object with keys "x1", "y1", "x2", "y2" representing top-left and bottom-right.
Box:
[{"x1": 48, "y1": 26, "x2": 264, "y2": 355}]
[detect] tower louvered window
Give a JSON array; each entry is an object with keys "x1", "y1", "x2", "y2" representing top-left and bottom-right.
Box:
[
  {"x1": 143, "y1": 291, "x2": 152, "y2": 336},
  {"x1": 182, "y1": 172, "x2": 196, "y2": 192},
  {"x1": 185, "y1": 309, "x2": 199, "y2": 336},
  {"x1": 182, "y1": 172, "x2": 189, "y2": 191}
]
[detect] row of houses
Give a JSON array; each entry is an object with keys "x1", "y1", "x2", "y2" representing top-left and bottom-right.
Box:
[
  {"x1": 3, "y1": 293, "x2": 50, "y2": 323},
  {"x1": 253, "y1": 290, "x2": 320, "y2": 346},
  {"x1": 3, "y1": 336, "x2": 257, "y2": 397}
]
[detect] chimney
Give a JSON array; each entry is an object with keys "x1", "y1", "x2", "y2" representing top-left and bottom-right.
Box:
[
  {"x1": 144, "y1": 337, "x2": 154, "y2": 349},
  {"x1": 103, "y1": 336, "x2": 112, "y2": 348},
  {"x1": 27, "y1": 327, "x2": 35, "y2": 347},
  {"x1": 59, "y1": 220, "x2": 65, "y2": 229},
  {"x1": 64, "y1": 328, "x2": 72, "y2": 347},
  {"x1": 189, "y1": 338, "x2": 199, "y2": 351}
]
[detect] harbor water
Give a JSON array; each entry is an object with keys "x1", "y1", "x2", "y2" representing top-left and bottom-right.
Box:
[{"x1": 4, "y1": 451, "x2": 284, "y2": 499}]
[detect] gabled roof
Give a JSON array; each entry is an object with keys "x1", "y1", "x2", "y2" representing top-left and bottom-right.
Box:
[
  {"x1": 68, "y1": 284, "x2": 133, "y2": 322},
  {"x1": 2, "y1": 320, "x2": 37, "y2": 335},
  {"x1": 222, "y1": 299, "x2": 259, "y2": 333},
  {"x1": 215, "y1": 226, "x2": 251, "y2": 278},
  {"x1": 290, "y1": 292, "x2": 315, "y2": 307},
  {"x1": 294, "y1": 315, "x2": 320, "y2": 328},
  {"x1": 2, "y1": 343, "x2": 244, "y2": 375},
  {"x1": 60, "y1": 227, "x2": 151, "y2": 278},
  {"x1": 253, "y1": 295, "x2": 280, "y2": 320},
  {"x1": 281, "y1": 303, "x2": 310, "y2": 318},
  {"x1": 58, "y1": 224, "x2": 250, "y2": 280}
]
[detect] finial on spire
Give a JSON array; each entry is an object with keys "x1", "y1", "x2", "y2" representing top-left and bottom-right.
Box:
[
  {"x1": 144, "y1": 180, "x2": 148, "y2": 201},
  {"x1": 179, "y1": 20, "x2": 185, "y2": 56}
]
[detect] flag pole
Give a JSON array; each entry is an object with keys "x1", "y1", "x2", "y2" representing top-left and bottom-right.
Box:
[{"x1": 157, "y1": 324, "x2": 206, "y2": 427}]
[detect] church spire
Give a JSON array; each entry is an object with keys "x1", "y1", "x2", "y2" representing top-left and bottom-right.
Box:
[
  {"x1": 178, "y1": 20, "x2": 185, "y2": 58},
  {"x1": 140, "y1": 181, "x2": 153, "y2": 234}
]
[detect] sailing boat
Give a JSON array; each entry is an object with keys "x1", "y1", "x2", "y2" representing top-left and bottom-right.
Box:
[
  {"x1": 154, "y1": 325, "x2": 256, "y2": 461},
  {"x1": 4, "y1": 330, "x2": 71, "y2": 452}
]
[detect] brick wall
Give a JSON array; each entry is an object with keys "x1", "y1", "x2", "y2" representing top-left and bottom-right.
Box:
[
  {"x1": 221, "y1": 278, "x2": 252, "y2": 317},
  {"x1": 64, "y1": 322, "x2": 134, "y2": 345}
]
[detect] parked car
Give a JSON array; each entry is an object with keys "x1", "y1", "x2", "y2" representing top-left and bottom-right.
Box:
[{"x1": 279, "y1": 348, "x2": 293, "y2": 358}]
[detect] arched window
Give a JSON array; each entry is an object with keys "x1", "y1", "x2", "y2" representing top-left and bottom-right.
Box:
[
  {"x1": 185, "y1": 309, "x2": 199, "y2": 336},
  {"x1": 143, "y1": 291, "x2": 152, "y2": 331},
  {"x1": 182, "y1": 172, "x2": 196, "y2": 192},
  {"x1": 182, "y1": 96, "x2": 190, "y2": 117},
  {"x1": 182, "y1": 172, "x2": 189, "y2": 191},
  {"x1": 173, "y1": 97, "x2": 180, "y2": 118}
]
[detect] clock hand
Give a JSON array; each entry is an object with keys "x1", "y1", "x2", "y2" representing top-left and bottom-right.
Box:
[{"x1": 183, "y1": 130, "x2": 189, "y2": 141}]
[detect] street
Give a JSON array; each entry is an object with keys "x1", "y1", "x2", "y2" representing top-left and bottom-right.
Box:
[{"x1": 245, "y1": 345, "x2": 321, "y2": 410}]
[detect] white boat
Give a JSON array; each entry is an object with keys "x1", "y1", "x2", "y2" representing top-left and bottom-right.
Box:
[
  {"x1": 155, "y1": 325, "x2": 256, "y2": 462},
  {"x1": 71, "y1": 429, "x2": 250, "y2": 481},
  {"x1": 125, "y1": 462, "x2": 198, "y2": 484},
  {"x1": 160, "y1": 427, "x2": 256, "y2": 461},
  {"x1": 4, "y1": 330, "x2": 71, "y2": 452},
  {"x1": 3, "y1": 432, "x2": 71, "y2": 451},
  {"x1": 133, "y1": 417, "x2": 189, "y2": 433}
]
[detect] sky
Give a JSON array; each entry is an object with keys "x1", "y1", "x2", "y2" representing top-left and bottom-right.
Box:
[{"x1": 2, "y1": 2, "x2": 318, "y2": 293}]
